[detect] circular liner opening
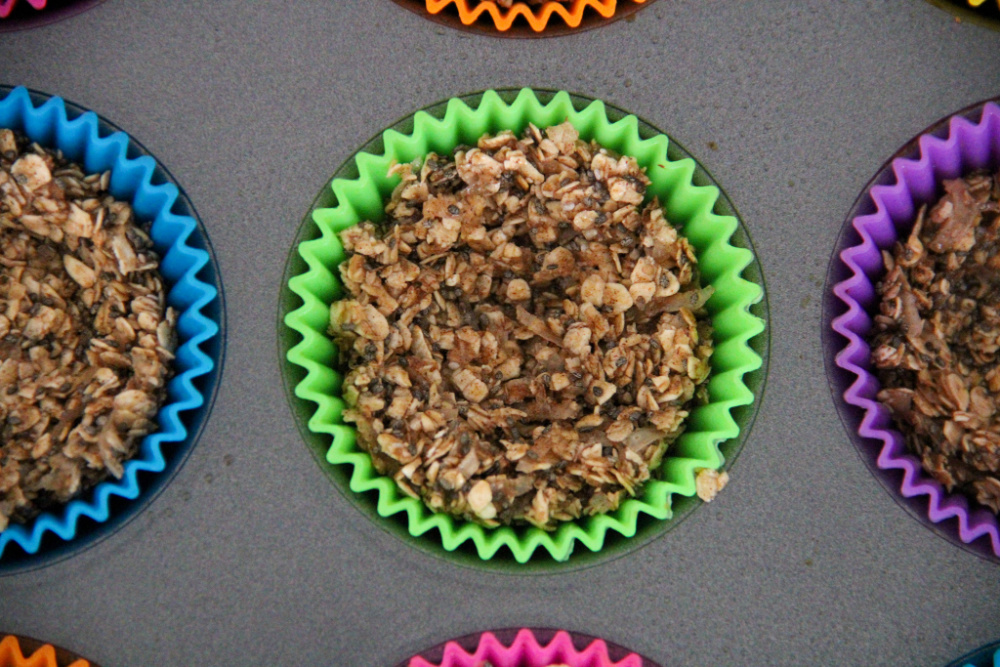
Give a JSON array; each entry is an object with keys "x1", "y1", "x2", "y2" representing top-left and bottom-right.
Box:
[
  {"x1": 923, "y1": 0, "x2": 1000, "y2": 32},
  {"x1": 822, "y1": 96, "x2": 1000, "y2": 564},
  {"x1": 390, "y1": 0, "x2": 653, "y2": 37},
  {"x1": 0, "y1": 0, "x2": 109, "y2": 33},
  {"x1": 0, "y1": 634, "x2": 100, "y2": 667},
  {"x1": 395, "y1": 628, "x2": 662, "y2": 667},
  {"x1": 279, "y1": 88, "x2": 769, "y2": 573},
  {"x1": 0, "y1": 86, "x2": 226, "y2": 575},
  {"x1": 944, "y1": 639, "x2": 1000, "y2": 667}
]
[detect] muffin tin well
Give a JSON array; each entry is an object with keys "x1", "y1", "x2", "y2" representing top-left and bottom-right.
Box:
[
  {"x1": 824, "y1": 97, "x2": 1000, "y2": 562},
  {"x1": 280, "y1": 88, "x2": 768, "y2": 569},
  {"x1": 0, "y1": 86, "x2": 225, "y2": 574}
]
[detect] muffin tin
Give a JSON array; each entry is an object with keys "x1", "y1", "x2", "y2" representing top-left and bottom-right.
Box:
[{"x1": 1, "y1": 2, "x2": 999, "y2": 667}]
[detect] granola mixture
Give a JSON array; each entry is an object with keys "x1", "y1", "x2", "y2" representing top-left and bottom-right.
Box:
[
  {"x1": 0, "y1": 129, "x2": 175, "y2": 532},
  {"x1": 871, "y1": 169, "x2": 1000, "y2": 513},
  {"x1": 329, "y1": 121, "x2": 715, "y2": 529}
]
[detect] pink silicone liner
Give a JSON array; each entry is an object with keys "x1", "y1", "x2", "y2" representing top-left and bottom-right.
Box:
[
  {"x1": 0, "y1": 0, "x2": 108, "y2": 31},
  {"x1": 406, "y1": 629, "x2": 654, "y2": 667},
  {"x1": 829, "y1": 99, "x2": 1000, "y2": 560},
  {"x1": 0, "y1": 0, "x2": 44, "y2": 19}
]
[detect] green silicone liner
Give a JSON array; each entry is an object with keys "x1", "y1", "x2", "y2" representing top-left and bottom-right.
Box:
[{"x1": 281, "y1": 88, "x2": 768, "y2": 568}]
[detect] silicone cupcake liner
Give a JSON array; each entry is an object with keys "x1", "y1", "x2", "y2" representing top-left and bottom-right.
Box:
[
  {"x1": 946, "y1": 639, "x2": 1000, "y2": 667},
  {"x1": 0, "y1": 0, "x2": 43, "y2": 20},
  {"x1": 824, "y1": 97, "x2": 1000, "y2": 561},
  {"x1": 398, "y1": 628, "x2": 660, "y2": 667},
  {"x1": 0, "y1": 635, "x2": 94, "y2": 667},
  {"x1": 0, "y1": 0, "x2": 107, "y2": 31},
  {"x1": 0, "y1": 86, "x2": 224, "y2": 572},
  {"x1": 924, "y1": 0, "x2": 1000, "y2": 30},
  {"x1": 391, "y1": 0, "x2": 651, "y2": 36},
  {"x1": 281, "y1": 88, "x2": 767, "y2": 567}
]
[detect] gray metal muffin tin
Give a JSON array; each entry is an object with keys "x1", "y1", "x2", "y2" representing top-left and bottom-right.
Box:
[{"x1": 0, "y1": 1, "x2": 999, "y2": 666}]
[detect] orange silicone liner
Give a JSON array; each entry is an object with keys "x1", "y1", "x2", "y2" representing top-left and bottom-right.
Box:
[
  {"x1": 0, "y1": 636, "x2": 91, "y2": 667},
  {"x1": 924, "y1": 0, "x2": 1000, "y2": 29},
  {"x1": 426, "y1": 0, "x2": 648, "y2": 32}
]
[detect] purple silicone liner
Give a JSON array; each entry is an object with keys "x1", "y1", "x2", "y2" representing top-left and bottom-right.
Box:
[
  {"x1": 400, "y1": 628, "x2": 659, "y2": 667},
  {"x1": 826, "y1": 98, "x2": 1000, "y2": 561}
]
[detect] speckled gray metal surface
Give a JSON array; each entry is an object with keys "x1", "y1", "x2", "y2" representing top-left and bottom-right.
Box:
[{"x1": 0, "y1": 1, "x2": 998, "y2": 666}]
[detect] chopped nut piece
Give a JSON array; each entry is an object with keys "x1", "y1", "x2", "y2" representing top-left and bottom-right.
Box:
[
  {"x1": 0, "y1": 130, "x2": 174, "y2": 532},
  {"x1": 329, "y1": 122, "x2": 713, "y2": 529},
  {"x1": 506, "y1": 279, "x2": 531, "y2": 302},
  {"x1": 872, "y1": 170, "x2": 1000, "y2": 514},
  {"x1": 562, "y1": 325, "x2": 592, "y2": 357},
  {"x1": 695, "y1": 468, "x2": 730, "y2": 502},
  {"x1": 467, "y1": 479, "x2": 497, "y2": 520},
  {"x1": 453, "y1": 369, "x2": 489, "y2": 403},
  {"x1": 580, "y1": 274, "x2": 606, "y2": 306}
]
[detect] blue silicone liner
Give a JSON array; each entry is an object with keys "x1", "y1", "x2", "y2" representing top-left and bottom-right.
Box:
[
  {"x1": 946, "y1": 640, "x2": 1000, "y2": 667},
  {"x1": 0, "y1": 85, "x2": 225, "y2": 573}
]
